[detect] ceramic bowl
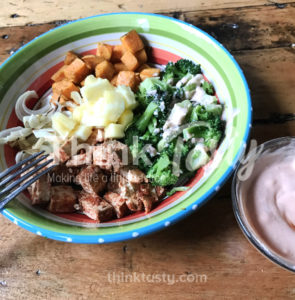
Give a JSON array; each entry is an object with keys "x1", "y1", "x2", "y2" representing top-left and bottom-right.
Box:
[{"x1": 0, "y1": 13, "x2": 251, "y2": 243}]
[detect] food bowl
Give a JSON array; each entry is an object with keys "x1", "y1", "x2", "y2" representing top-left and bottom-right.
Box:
[
  {"x1": 0, "y1": 13, "x2": 251, "y2": 243},
  {"x1": 232, "y1": 137, "x2": 295, "y2": 272}
]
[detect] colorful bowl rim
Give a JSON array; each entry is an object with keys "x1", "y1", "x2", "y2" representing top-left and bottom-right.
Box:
[{"x1": 0, "y1": 12, "x2": 252, "y2": 243}]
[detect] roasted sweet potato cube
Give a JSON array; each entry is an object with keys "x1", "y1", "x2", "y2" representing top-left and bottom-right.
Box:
[
  {"x1": 48, "y1": 186, "x2": 77, "y2": 213},
  {"x1": 95, "y1": 60, "x2": 115, "y2": 80},
  {"x1": 111, "y1": 74, "x2": 118, "y2": 86},
  {"x1": 52, "y1": 80, "x2": 80, "y2": 100},
  {"x1": 114, "y1": 62, "x2": 128, "y2": 73},
  {"x1": 96, "y1": 43, "x2": 113, "y2": 60},
  {"x1": 140, "y1": 68, "x2": 161, "y2": 81},
  {"x1": 64, "y1": 58, "x2": 90, "y2": 84},
  {"x1": 82, "y1": 55, "x2": 105, "y2": 71},
  {"x1": 64, "y1": 51, "x2": 79, "y2": 65},
  {"x1": 137, "y1": 63, "x2": 150, "y2": 72},
  {"x1": 121, "y1": 51, "x2": 139, "y2": 71},
  {"x1": 51, "y1": 65, "x2": 67, "y2": 82},
  {"x1": 116, "y1": 71, "x2": 138, "y2": 90},
  {"x1": 135, "y1": 49, "x2": 147, "y2": 65},
  {"x1": 120, "y1": 30, "x2": 144, "y2": 53},
  {"x1": 111, "y1": 44, "x2": 125, "y2": 62}
]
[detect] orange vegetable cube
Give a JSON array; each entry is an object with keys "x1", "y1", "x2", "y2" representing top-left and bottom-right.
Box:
[
  {"x1": 111, "y1": 74, "x2": 118, "y2": 86},
  {"x1": 95, "y1": 60, "x2": 115, "y2": 80},
  {"x1": 111, "y1": 45, "x2": 125, "y2": 62},
  {"x1": 64, "y1": 58, "x2": 90, "y2": 84},
  {"x1": 114, "y1": 62, "x2": 129, "y2": 73},
  {"x1": 140, "y1": 68, "x2": 161, "y2": 81},
  {"x1": 64, "y1": 51, "x2": 79, "y2": 65},
  {"x1": 121, "y1": 51, "x2": 139, "y2": 71},
  {"x1": 120, "y1": 30, "x2": 144, "y2": 53},
  {"x1": 51, "y1": 65, "x2": 67, "y2": 82},
  {"x1": 82, "y1": 55, "x2": 105, "y2": 71},
  {"x1": 135, "y1": 49, "x2": 147, "y2": 65},
  {"x1": 117, "y1": 71, "x2": 138, "y2": 91},
  {"x1": 96, "y1": 43, "x2": 113, "y2": 60},
  {"x1": 52, "y1": 80, "x2": 80, "y2": 100}
]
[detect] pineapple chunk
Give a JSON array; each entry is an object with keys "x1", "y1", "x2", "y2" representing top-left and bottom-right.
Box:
[
  {"x1": 94, "y1": 90, "x2": 125, "y2": 123},
  {"x1": 116, "y1": 85, "x2": 137, "y2": 110},
  {"x1": 80, "y1": 78, "x2": 113, "y2": 102},
  {"x1": 84, "y1": 74, "x2": 98, "y2": 86},
  {"x1": 73, "y1": 103, "x2": 87, "y2": 123},
  {"x1": 105, "y1": 123, "x2": 125, "y2": 139},
  {"x1": 81, "y1": 113, "x2": 111, "y2": 128},
  {"x1": 118, "y1": 109, "x2": 133, "y2": 128},
  {"x1": 52, "y1": 112, "x2": 77, "y2": 138},
  {"x1": 73, "y1": 124, "x2": 93, "y2": 141}
]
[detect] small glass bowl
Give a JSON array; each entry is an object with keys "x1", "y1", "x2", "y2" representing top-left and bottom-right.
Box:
[{"x1": 232, "y1": 136, "x2": 295, "y2": 272}]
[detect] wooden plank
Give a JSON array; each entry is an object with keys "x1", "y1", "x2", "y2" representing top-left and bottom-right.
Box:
[
  {"x1": 0, "y1": 4, "x2": 294, "y2": 54},
  {"x1": 0, "y1": 0, "x2": 293, "y2": 27},
  {"x1": 1, "y1": 194, "x2": 295, "y2": 300}
]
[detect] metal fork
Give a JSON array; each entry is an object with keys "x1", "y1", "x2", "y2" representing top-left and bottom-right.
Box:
[{"x1": 0, "y1": 151, "x2": 55, "y2": 210}]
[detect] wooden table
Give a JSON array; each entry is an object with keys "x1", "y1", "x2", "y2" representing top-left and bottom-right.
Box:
[{"x1": 1, "y1": 1, "x2": 295, "y2": 299}]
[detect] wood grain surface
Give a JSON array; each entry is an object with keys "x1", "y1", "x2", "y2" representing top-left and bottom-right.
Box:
[{"x1": 0, "y1": 1, "x2": 295, "y2": 299}]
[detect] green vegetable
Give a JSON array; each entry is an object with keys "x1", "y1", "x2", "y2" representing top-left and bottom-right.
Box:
[
  {"x1": 186, "y1": 144, "x2": 210, "y2": 171},
  {"x1": 162, "y1": 59, "x2": 201, "y2": 84},
  {"x1": 146, "y1": 153, "x2": 178, "y2": 186},
  {"x1": 135, "y1": 101, "x2": 158, "y2": 132},
  {"x1": 202, "y1": 81, "x2": 214, "y2": 95},
  {"x1": 166, "y1": 186, "x2": 190, "y2": 197}
]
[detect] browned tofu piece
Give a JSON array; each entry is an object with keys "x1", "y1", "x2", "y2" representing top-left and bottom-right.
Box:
[
  {"x1": 78, "y1": 191, "x2": 114, "y2": 221},
  {"x1": 64, "y1": 58, "x2": 90, "y2": 84},
  {"x1": 28, "y1": 174, "x2": 51, "y2": 206},
  {"x1": 51, "y1": 65, "x2": 67, "y2": 82},
  {"x1": 119, "y1": 166, "x2": 147, "y2": 183},
  {"x1": 111, "y1": 74, "x2": 118, "y2": 86},
  {"x1": 48, "y1": 186, "x2": 77, "y2": 213},
  {"x1": 64, "y1": 51, "x2": 79, "y2": 65},
  {"x1": 96, "y1": 43, "x2": 113, "y2": 60},
  {"x1": 92, "y1": 140, "x2": 132, "y2": 173},
  {"x1": 76, "y1": 165, "x2": 107, "y2": 195},
  {"x1": 52, "y1": 80, "x2": 80, "y2": 100},
  {"x1": 121, "y1": 51, "x2": 139, "y2": 71},
  {"x1": 66, "y1": 153, "x2": 93, "y2": 167},
  {"x1": 155, "y1": 186, "x2": 166, "y2": 199},
  {"x1": 140, "y1": 68, "x2": 161, "y2": 81},
  {"x1": 114, "y1": 62, "x2": 129, "y2": 73},
  {"x1": 120, "y1": 30, "x2": 144, "y2": 53},
  {"x1": 82, "y1": 55, "x2": 105, "y2": 71},
  {"x1": 48, "y1": 165, "x2": 80, "y2": 185},
  {"x1": 104, "y1": 192, "x2": 128, "y2": 218},
  {"x1": 95, "y1": 60, "x2": 115, "y2": 80},
  {"x1": 135, "y1": 49, "x2": 147, "y2": 65},
  {"x1": 86, "y1": 128, "x2": 104, "y2": 145},
  {"x1": 111, "y1": 44, "x2": 125, "y2": 62},
  {"x1": 116, "y1": 71, "x2": 138, "y2": 91}
]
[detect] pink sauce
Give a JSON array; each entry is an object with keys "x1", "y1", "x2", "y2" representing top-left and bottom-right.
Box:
[{"x1": 240, "y1": 147, "x2": 295, "y2": 261}]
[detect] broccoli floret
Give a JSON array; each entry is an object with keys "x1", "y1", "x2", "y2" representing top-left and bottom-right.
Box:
[
  {"x1": 135, "y1": 101, "x2": 158, "y2": 132},
  {"x1": 162, "y1": 59, "x2": 201, "y2": 84},
  {"x1": 202, "y1": 81, "x2": 214, "y2": 95},
  {"x1": 146, "y1": 153, "x2": 178, "y2": 186}
]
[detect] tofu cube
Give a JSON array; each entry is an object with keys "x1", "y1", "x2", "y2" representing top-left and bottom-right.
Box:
[
  {"x1": 111, "y1": 44, "x2": 125, "y2": 62},
  {"x1": 104, "y1": 192, "x2": 128, "y2": 218},
  {"x1": 78, "y1": 191, "x2": 115, "y2": 221},
  {"x1": 135, "y1": 49, "x2": 147, "y2": 65},
  {"x1": 140, "y1": 68, "x2": 161, "y2": 81},
  {"x1": 76, "y1": 165, "x2": 106, "y2": 195},
  {"x1": 52, "y1": 80, "x2": 80, "y2": 100},
  {"x1": 116, "y1": 71, "x2": 138, "y2": 91},
  {"x1": 51, "y1": 65, "x2": 67, "y2": 82},
  {"x1": 114, "y1": 62, "x2": 129, "y2": 73},
  {"x1": 64, "y1": 58, "x2": 90, "y2": 84},
  {"x1": 48, "y1": 186, "x2": 77, "y2": 213}
]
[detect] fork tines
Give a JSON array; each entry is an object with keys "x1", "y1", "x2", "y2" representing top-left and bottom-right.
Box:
[{"x1": 0, "y1": 151, "x2": 55, "y2": 210}]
